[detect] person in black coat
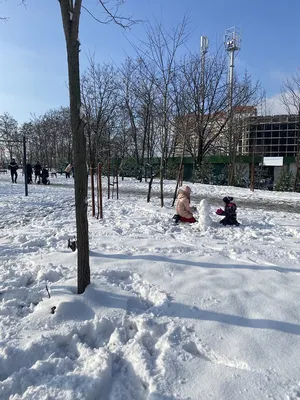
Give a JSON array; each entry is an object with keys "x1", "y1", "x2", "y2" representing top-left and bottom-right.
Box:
[
  {"x1": 34, "y1": 162, "x2": 42, "y2": 183},
  {"x1": 216, "y1": 196, "x2": 240, "y2": 226},
  {"x1": 8, "y1": 158, "x2": 18, "y2": 183},
  {"x1": 41, "y1": 167, "x2": 50, "y2": 185},
  {"x1": 26, "y1": 163, "x2": 33, "y2": 184}
]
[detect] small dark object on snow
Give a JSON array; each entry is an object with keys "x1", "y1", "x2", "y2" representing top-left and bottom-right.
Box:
[
  {"x1": 45, "y1": 283, "x2": 51, "y2": 298},
  {"x1": 172, "y1": 214, "x2": 180, "y2": 224},
  {"x1": 51, "y1": 306, "x2": 56, "y2": 314},
  {"x1": 68, "y1": 238, "x2": 77, "y2": 252}
]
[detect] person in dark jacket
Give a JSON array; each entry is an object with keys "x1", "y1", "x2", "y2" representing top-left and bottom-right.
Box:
[
  {"x1": 216, "y1": 196, "x2": 240, "y2": 226},
  {"x1": 34, "y1": 162, "x2": 42, "y2": 183},
  {"x1": 41, "y1": 167, "x2": 50, "y2": 185},
  {"x1": 26, "y1": 163, "x2": 33, "y2": 184},
  {"x1": 8, "y1": 158, "x2": 18, "y2": 183}
]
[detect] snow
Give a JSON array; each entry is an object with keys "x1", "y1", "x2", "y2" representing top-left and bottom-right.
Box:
[{"x1": 1, "y1": 172, "x2": 300, "y2": 399}]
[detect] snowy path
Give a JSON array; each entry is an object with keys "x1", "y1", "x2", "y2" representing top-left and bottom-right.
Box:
[
  {"x1": 17, "y1": 173, "x2": 300, "y2": 213},
  {"x1": 1, "y1": 175, "x2": 300, "y2": 399}
]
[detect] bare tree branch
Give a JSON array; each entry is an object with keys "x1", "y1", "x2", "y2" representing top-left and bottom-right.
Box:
[{"x1": 81, "y1": 1, "x2": 138, "y2": 28}]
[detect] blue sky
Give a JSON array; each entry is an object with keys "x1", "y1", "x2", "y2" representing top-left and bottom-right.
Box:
[{"x1": 0, "y1": 0, "x2": 299, "y2": 123}]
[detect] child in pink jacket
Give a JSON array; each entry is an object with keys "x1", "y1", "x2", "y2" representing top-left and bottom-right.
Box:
[{"x1": 174, "y1": 185, "x2": 197, "y2": 223}]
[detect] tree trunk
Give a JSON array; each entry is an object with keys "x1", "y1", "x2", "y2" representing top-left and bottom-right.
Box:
[
  {"x1": 59, "y1": 0, "x2": 90, "y2": 294},
  {"x1": 147, "y1": 169, "x2": 160, "y2": 203}
]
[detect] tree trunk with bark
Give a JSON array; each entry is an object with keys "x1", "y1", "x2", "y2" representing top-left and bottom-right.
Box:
[{"x1": 59, "y1": 0, "x2": 90, "y2": 294}]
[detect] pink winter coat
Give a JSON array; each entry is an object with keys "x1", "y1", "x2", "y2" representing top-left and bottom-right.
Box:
[{"x1": 176, "y1": 191, "x2": 194, "y2": 219}]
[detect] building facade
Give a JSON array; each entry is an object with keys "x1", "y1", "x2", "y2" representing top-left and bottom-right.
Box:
[
  {"x1": 174, "y1": 106, "x2": 257, "y2": 159},
  {"x1": 240, "y1": 114, "x2": 300, "y2": 157}
]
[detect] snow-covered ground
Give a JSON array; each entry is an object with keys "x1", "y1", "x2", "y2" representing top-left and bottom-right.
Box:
[{"x1": 1, "y1": 173, "x2": 300, "y2": 400}]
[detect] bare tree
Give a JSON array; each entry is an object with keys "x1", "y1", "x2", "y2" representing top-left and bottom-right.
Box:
[
  {"x1": 25, "y1": 108, "x2": 72, "y2": 168},
  {"x1": 281, "y1": 70, "x2": 300, "y2": 191},
  {"x1": 171, "y1": 73, "x2": 194, "y2": 205},
  {"x1": 227, "y1": 72, "x2": 264, "y2": 185},
  {"x1": 58, "y1": 0, "x2": 136, "y2": 293},
  {"x1": 58, "y1": 0, "x2": 89, "y2": 294},
  {"x1": 81, "y1": 59, "x2": 119, "y2": 170},
  {"x1": 175, "y1": 50, "x2": 263, "y2": 187},
  {"x1": 118, "y1": 57, "x2": 159, "y2": 181},
  {"x1": 0, "y1": 113, "x2": 21, "y2": 160},
  {"x1": 177, "y1": 50, "x2": 229, "y2": 163},
  {"x1": 133, "y1": 18, "x2": 190, "y2": 206}
]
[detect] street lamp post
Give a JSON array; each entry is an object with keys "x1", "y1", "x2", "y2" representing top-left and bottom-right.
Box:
[{"x1": 23, "y1": 134, "x2": 28, "y2": 196}]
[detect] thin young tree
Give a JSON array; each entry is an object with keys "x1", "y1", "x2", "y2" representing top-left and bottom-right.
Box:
[
  {"x1": 81, "y1": 60, "x2": 119, "y2": 173},
  {"x1": 119, "y1": 57, "x2": 159, "y2": 183},
  {"x1": 58, "y1": 0, "x2": 135, "y2": 294},
  {"x1": 133, "y1": 18, "x2": 190, "y2": 207},
  {"x1": 58, "y1": 0, "x2": 90, "y2": 294},
  {"x1": 178, "y1": 50, "x2": 229, "y2": 163}
]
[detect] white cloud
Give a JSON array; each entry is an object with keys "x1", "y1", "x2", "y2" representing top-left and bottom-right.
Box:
[{"x1": 264, "y1": 93, "x2": 290, "y2": 115}]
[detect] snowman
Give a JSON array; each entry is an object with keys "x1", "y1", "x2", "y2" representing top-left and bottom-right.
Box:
[{"x1": 197, "y1": 199, "x2": 213, "y2": 229}]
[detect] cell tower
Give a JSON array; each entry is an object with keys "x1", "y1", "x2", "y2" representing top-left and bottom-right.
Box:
[
  {"x1": 197, "y1": 36, "x2": 209, "y2": 164},
  {"x1": 224, "y1": 26, "x2": 241, "y2": 111},
  {"x1": 224, "y1": 26, "x2": 242, "y2": 185},
  {"x1": 200, "y1": 36, "x2": 209, "y2": 101},
  {"x1": 200, "y1": 36, "x2": 209, "y2": 88},
  {"x1": 200, "y1": 36, "x2": 209, "y2": 56}
]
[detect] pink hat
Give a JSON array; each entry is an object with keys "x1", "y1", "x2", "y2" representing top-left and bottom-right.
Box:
[{"x1": 182, "y1": 185, "x2": 192, "y2": 194}]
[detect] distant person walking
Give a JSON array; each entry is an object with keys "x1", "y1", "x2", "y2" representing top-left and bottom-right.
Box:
[
  {"x1": 8, "y1": 158, "x2": 18, "y2": 183},
  {"x1": 65, "y1": 163, "x2": 72, "y2": 178},
  {"x1": 34, "y1": 162, "x2": 42, "y2": 183}
]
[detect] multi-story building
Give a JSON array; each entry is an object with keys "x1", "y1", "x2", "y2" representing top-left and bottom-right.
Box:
[
  {"x1": 172, "y1": 111, "x2": 300, "y2": 184},
  {"x1": 174, "y1": 106, "x2": 257, "y2": 158},
  {"x1": 240, "y1": 114, "x2": 300, "y2": 157}
]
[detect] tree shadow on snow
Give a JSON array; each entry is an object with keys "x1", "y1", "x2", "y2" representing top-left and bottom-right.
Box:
[
  {"x1": 91, "y1": 251, "x2": 300, "y2": 275},
  {"x1": 91, "y1": 252, "x2": 300, "y2": 336},
  {"x1": 163, "y1": 302, "x2": 300, "y2": 336}
]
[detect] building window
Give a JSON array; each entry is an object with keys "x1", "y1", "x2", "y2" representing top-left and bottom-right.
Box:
[
  {"x1": 280, "y1": 131, "x2": 288, "y2": 138},
  {"x1": 279, "y1": 144, "x2": 286, "y2": 153}
]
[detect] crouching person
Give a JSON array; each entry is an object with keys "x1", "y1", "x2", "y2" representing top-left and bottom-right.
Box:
[
  {"x1": 216, "y1": 196, "x2": 240, "y2": 226},
  {"x1": 173, "y1": 185, "x2": 197, "y2": 223},
  {"x1": 41, "y1": 167, "x2": 50, "y2": 185}
]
